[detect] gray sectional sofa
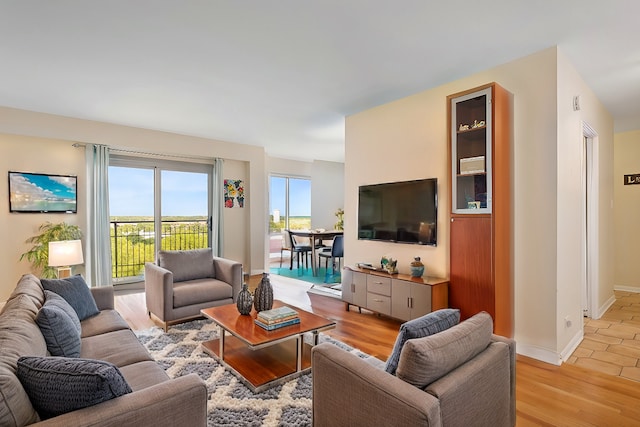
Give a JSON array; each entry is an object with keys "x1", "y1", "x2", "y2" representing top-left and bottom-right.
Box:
[{"x1": 0, "y1": 274, "x2": 207, "y2": 427}]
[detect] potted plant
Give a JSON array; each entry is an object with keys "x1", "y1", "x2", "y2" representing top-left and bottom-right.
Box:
[{"x1": 20, "y1": 222, "x2": 83, "y2": 278}]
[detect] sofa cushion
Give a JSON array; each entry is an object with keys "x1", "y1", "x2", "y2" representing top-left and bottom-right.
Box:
[
  {"x1": 396, "y1": 311, "x2": 493, "y2": 388},
  {"x1": 118, "y1": 360, "x2": 170, "y2": 391},
  {"x1": 157, "y1": 248, "x2": 215, "y2": 282},
  {"x1": 81, "y1": 329, "x2": 154, "y2": 367},
  {"x1": 384, "y1": 308, "x2": 460, "y2": 375},
  {"x1": 173, "y1": 278, "x2": 233, "y2": 308},
  {"x1": 80, "y1": 309, "x2": 131, "y2": 338},
  {"x1": 0, "y1": 295, "x2": 48, "y2": 427},
  {"x1": 36, "y1": 291, "x2": 82, "y2": 357},
  {"x1": 16, "y1": 356, "x2": 132, "y2": 420},
  {"x1": 41, "y1": 275, "x2": 99, "y2": 321},
  {"x1": 7, "y1": 274, "x2": 45, "y2": 309}
]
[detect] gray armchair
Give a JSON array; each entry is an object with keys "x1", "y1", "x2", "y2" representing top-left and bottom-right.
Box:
[
  {"x1": 144, "y1": 248, "x2": 242, "y2": 331},
  {"x1": 312, "y1": 312, "x2": 516, "y2": 427}
]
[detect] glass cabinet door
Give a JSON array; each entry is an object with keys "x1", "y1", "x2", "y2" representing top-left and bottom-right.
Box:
[{"x1": 450, "y1": 87, "x2": 492, "y2": 214}]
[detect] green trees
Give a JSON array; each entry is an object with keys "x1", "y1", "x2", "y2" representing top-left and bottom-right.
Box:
[{"x1": 110, "y1": 218, "x2": 208, "y2": 278}]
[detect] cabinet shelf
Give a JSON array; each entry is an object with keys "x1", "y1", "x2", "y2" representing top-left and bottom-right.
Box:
[{"x1": 456, "y1": 172, "x2": 486, "y2": 177}]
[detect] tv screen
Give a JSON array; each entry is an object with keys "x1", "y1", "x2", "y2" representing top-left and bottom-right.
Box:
[
  {"x1": 9, "y1": 171, "x2": 77, "y2": 213},
  {"x1": 358, "y1": 178, "x2": 437, "y2": 246}
]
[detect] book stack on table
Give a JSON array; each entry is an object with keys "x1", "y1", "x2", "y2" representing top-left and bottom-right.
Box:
[{"x1": 255, "y1": 306, "x2": 300, "y2": 331}]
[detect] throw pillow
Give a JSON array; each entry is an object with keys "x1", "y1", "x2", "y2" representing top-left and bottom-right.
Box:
[
  {"x1": 396, "y1": 311, "x2": 493, "y2": 388},
  {"x1": 157, "y1": 248, "x2": 215, "y2": 282},
  {"x1": 41, "y1": 275, "x2": 99, "y2": 321},
  {"x1": 36, "y1": 290, "x2": 82, "y2": 357},
  {"x1": 16, "y1": 356, "x2": 132, "y2": 420},
  {"x1": 384, "y1": 308, "x2": 460, "y2": 375}
]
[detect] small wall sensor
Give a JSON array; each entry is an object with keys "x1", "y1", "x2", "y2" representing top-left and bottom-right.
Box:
[{"x1": 573, "y1": 95, "x2": 581, "y2": 111}]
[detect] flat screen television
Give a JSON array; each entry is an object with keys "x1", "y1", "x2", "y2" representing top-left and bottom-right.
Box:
[
  {"x1": 8, "y1": 171, "x2": 78, "y2": 213},
  {"x1": 358, "y1": 178, "x2": 437, "y2": 246}
]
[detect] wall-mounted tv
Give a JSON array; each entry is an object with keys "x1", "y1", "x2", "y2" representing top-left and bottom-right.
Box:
[
  {"x1": 358, "y1": 178, "x2": 437, "y2": 246},
  {"x1": 9, "y1": 171, "x2": 77, "y2": 213}
]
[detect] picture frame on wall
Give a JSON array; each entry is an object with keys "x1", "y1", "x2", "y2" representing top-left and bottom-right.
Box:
[{"x1": 8, "y1": 171, "x2": 77, "y2": 213}]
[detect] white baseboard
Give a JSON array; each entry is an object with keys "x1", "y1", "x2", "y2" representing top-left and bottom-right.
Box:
[
  {"x1": 594, "y1": 294, "x2": 616, "y2": 320},
  {"x1": 560, "y1": 329, "x2": 584, "y2": 362},
  {"x1": 516, "y1": 344, "x2": 563, "y2": 366},
  {"x1": 614, "y1": 285, "x2": 640, "y2": 293}
]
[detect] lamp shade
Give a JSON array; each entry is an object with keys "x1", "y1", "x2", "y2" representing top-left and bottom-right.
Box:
[{"x1": 48, "y1": 240, "x2": 84, "y2": 267}]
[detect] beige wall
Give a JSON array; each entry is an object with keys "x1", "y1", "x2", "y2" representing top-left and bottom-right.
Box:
[
  {"x1": 345, "y1": 47, "x2": 615, "y2": 364},
  {"x1": 614, "y1": 130, "x2": 640, "y2": 290},
  {"x1": 556, "y1": 49, "x2": 615, "y2": 359},
  {"x1": 1, "y1": 135, "x2": 88, "y2": 300},
  {"x1": 311, "y1": 160, "x2": 344, "y2": 231},
  {"x1": 0, "y1": 109, "x2": 267, "y2": 299}
]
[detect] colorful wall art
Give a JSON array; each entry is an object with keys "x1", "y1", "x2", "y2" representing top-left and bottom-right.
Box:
[{"x1": 224, "y1": 179, "x2": 245, "y2": 208}]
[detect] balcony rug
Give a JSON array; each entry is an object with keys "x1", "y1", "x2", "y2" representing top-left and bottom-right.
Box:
[
  {"x1": 135, "y1": 318, "x2": 374, "y2": 427},
  {"x1": 269, "y1": 266, "x2": 341, "y2": 286},
  {"x1": 269, "y1": 268, "x2": 342, "y2": 299}
]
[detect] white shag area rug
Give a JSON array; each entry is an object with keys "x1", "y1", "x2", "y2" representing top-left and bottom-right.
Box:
[{"x1": 135, "y1": 318, "x2": 372, "y2": 427}]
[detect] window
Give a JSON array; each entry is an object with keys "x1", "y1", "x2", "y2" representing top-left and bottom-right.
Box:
[
  {"x1": 269, "y1": 175, "x2": 311, "y2": 260},
  {"x1": 109, "y1": 156, "x2": 212, "y2": 282}
]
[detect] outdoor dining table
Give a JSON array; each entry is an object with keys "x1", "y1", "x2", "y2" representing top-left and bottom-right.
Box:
[{"x1": 287, "y1": 229, "x2": 344, "y2": 276}]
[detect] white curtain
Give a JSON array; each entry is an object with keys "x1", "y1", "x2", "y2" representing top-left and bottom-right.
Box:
[
  {"x1": 211, "y1": 158, "x2": 224, "y2": 256},
  {"x1": 86, "y1": 144, "x2": 112, "y2": 286}
]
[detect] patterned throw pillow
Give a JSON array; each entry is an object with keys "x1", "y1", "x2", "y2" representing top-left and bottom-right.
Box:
[
  {"x1": 41, "y1": 275, "x2": 99, "y2": 321},
  {"x1": 36, "y1": 291, "x2": 82, "y2": 357},
  {"x1": 16, "y1": 356, "x2": 132, "y2": 420},
  {"x1": 384, "y1": 308, "x2": 460, "y2": 375}
]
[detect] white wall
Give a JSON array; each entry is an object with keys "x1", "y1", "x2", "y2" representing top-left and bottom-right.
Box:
[
  {"x1": 345, "y1": 46, "x2": 615, "y2": 364},
  {"x1": 311, "y1": 160, "x2": 344, "y2": 231},
  {"x1": 614, "y1": 130, "x2": 640, "y2": 291},
  {"x1": 556, "y1": 49, "x2": 615, "y2": 360}
]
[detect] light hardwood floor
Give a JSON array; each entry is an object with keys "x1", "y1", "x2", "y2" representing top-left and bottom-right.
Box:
[{"x1": 116, "y1": 276, "x2": 640, "y2": 426}]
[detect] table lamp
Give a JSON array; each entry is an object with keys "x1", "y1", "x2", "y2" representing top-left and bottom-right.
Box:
[{"x1": 48, "y1": 240, "x2": 84, "y2": 278}]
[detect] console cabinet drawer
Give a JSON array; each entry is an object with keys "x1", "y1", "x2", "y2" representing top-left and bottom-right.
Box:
[
  {"x1": 366, "y1": 275, "x2": 391, "y2": 296},
  {"x1": 366, "y1": 293, "x2": 391, "y2": 316}
]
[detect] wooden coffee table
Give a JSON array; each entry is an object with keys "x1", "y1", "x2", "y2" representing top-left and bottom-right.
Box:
[{"x1": 200, "y1": 300, "x2": 336, "y2": 392}]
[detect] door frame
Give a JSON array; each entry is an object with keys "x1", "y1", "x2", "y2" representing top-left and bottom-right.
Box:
[{"x1": 582, "y1": 122, "x2": 599, "y2": 319}]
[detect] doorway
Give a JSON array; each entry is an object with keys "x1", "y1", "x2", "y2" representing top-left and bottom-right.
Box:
[{"x1": 582, "y1": 123, "x2": 599, "y2": 318}]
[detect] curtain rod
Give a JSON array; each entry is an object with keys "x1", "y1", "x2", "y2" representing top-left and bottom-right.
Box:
[{"x1": 71, "y1": 142, "x2": 216, "y2": 162}]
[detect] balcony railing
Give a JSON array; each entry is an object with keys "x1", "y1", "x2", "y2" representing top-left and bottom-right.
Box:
[{"x1": 110, "y1": 219, "x2": 209, "y2": 280}]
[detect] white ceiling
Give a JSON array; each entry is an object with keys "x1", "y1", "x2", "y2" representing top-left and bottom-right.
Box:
[{"x1": 1, "y1": 1, "x2": 639, "y2": 162}]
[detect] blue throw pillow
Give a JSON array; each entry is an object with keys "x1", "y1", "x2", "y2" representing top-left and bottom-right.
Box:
[
  {"x1": 36, "y1": 290, "x2": 82, "y2": 357},
  {"x1": 41, "y1": 275, "x2": 99, "y2": 321},
  {"x1": 384, "y1": 308, "x2": 460, "y2": 375},
  {"x1": 17, "y1": 356, "x2": 132, "y2": 420}
]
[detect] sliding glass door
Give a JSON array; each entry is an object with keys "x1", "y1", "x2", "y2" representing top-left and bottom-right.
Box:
[{"x1": 109, "y1": 156, "x2": 211, "y2": 282}]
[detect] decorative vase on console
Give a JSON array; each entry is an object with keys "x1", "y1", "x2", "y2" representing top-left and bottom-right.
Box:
[
  {"x1": 253, "y1": 273, "x2": 274, "y2": 312},
  {"x1": 410, "y1": 256, "x2": 425, "y2": 278},
  {"x1": 236, "y1": 283, "x2": 253, "y2": 315}
]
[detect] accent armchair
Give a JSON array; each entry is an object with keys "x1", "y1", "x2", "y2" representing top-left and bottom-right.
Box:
[
  {"x1": 312, "y1": 311, "x2": 516, "y2": 426},
  {"x1": 144, "y1": 248, "x2": 242, "y2": 331}
]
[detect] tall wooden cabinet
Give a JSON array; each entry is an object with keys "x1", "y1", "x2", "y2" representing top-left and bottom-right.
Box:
[{"x1": 447, "y1": 82, "x2": 512, "y2": 337}]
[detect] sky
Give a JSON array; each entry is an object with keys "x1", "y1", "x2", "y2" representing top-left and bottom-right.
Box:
[
  {"x1": 109, "y1": 167, "x2": 311, "y2": 217},
  {"x1": 269, "y1": 176, "x2": 311, "y2": 217},
  {"x1": 109, "y1": 167, "x2": 207, "y2": 217}
]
